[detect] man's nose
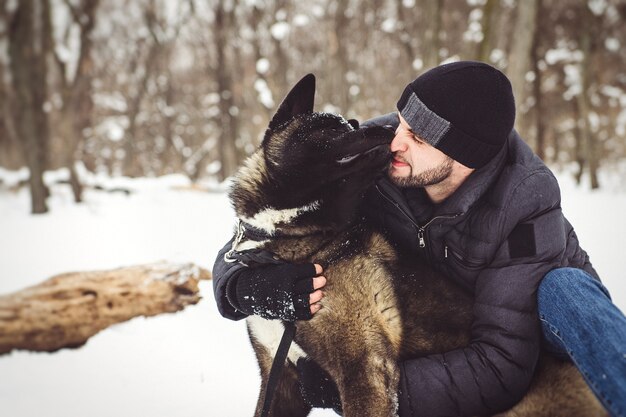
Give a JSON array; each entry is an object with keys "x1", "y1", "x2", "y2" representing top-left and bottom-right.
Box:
[{"x1": 390, "y1": 134, "x2": 408, "y2": 153}]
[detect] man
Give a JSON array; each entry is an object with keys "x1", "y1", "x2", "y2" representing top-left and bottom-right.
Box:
[{"x1": 212, "y1": 61, "x2": 626, "y2": 416}]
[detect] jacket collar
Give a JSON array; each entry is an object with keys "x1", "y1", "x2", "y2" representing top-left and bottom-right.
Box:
[
  {"x1": 376, "y1": 130, "x2": 513, "y2": 220},
  {"x1": 432, "y1": 131, "x2": 510, "y2": 216}
]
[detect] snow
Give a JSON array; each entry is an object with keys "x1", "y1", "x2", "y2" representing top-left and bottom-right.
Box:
[
  {"x1": 95, "y1": 116, "x2": 128, "y2": 142},
  {"x1": 588, "y1": 0, "x2": 608, "y2": 16},
  {"x1": 381, "y1": 18, "x2": 396, "y2": 33},
  {"x1": 411, "y1": 58, "x2": 424, "y2": 71},
  {"x1": 293, "y1": 14, "x2": 310, "y2": 27},
  {"x1": 563, "y1": 64, "x2": 583, "y2": 100},
  {"x1": 605, "y1": 37, "x2": 620, "y2": 52},
  {"x1": 50, "y1": 0, "x2": 82, "y2": 84},
  {"x1": 270, "y1": 21, "x2": 290, "y2": 41},
  {"x1": 545, "y1": 47, "x2": 584, "y2": 65},
  {"x1": 0, "y1": 169, "x2": 624, "y2": 417},
  {"x1": 256, "y1": 58, "x2": 270, "y2": 75},
  {"x1": 254, "y1": 78, "x2": 275, "y2": 109}
]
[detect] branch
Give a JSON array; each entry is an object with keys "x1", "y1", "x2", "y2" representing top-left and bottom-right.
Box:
[
  {"x1": 0, "y1": 262, "x2": 211, "y2": 355},
  {"x1": 62, "y1": 0, "x2": 81, "y2": 24}
]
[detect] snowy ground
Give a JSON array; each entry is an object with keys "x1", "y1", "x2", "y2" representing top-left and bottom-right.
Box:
[{"x1": 0, "y1": 168, "x2": 624, "y2": 417}]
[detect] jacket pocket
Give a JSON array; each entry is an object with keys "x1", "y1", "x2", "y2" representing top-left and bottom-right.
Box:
[{"x1": 444, "y1": 243, "x2": 486, "y2": 270}]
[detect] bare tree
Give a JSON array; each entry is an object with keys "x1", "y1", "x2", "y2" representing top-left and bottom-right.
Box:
[
  {"x1": 476, "y1": 0, "x2": 497, "y2": 63},
  {"x1": 530, "y1": 0, "x2": 546, "y2": 161},
  {"x1": 507, "y1": 0, "x2": 539, "y2": 132},
  {"x1": 393, "y1": 0, "x2": 417, "y2": 66},
  {"x1": 8, "y1": 0, "x2": 52, "y2": 213},
  {"x1": 574, "y1": 4, "x2": 601, "y2": 189},
  {"x1": 0, "y1": 1, "x2": 21, "y2": 169},
  {"x1": 121, "y1": 1, "x2": 163, "y2": 177},
  {"x1": 269, "y1": 0, "x2": 291, "y2": 101},
  {"x1": 2, "y1": 0, "x2": 624, "y2": 195},
  {"x1": 52, "y1": 0, "x2": 100, "y2": 202},
  {"x1": 212, "y1": 0, "x2": 239, "y2": 181},
  {"x1": 325, "y1": 0, "x2": 351, "y2": 112},
  {"x1": 420, "y1": 0, "x2": 442, "y2": 69}
]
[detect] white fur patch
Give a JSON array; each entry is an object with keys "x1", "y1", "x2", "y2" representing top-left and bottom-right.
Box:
[
  {"x1": 247, "y1": 315, "x2": 308, "y2": 364},
  {"x1": 241, "y1": 201, "x2": 320, "y2": 234},
  {"x1": 235, "y1": 239, "x2": 269, "y2": 252}
]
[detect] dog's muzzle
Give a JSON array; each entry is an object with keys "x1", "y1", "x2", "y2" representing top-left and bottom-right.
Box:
[{"x1": 335, "y1": 144, "x2": 389, "y2": 165}]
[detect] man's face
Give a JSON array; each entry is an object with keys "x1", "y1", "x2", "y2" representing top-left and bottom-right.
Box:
[{"x1": 388, "y1": 114, "x2": 455, "y2": 188}]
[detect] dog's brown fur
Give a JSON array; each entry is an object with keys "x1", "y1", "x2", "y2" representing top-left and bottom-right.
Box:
[{"x1": 229, "y1": 75, "x2": 607, "y2": 417}]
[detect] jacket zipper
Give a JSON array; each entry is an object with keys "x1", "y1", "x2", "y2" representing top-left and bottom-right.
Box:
[
  {"x1": 375, "y1": 184, "x2": 463, "y2": 250},
  {"x1": 444, "y1": 243, "x2": 484, "y2": 267},
  {"x1": 415, "y1": 215, "x2": 463, "y2": 248}
]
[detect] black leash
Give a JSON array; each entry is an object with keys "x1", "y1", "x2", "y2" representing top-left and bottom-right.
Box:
[{"x1": 260, "y1": 321, "x2": 297, "y2": 417}]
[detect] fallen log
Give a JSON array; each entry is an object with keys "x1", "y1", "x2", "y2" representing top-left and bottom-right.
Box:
[{"x1": 0, "y1": 262, "x2": 211, "y2": 355}]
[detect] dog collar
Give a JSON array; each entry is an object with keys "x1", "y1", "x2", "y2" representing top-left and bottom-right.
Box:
[
  {"x1": 224, "y1": 220, "x2": 286, "y2": 263},
  {"x1": 240, "y1": 221, "x2": 280, "y2": 241}
]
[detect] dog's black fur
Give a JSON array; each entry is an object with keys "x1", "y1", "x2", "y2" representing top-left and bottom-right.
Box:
[{"x1": 228, "y1": 74, "x2": 606, "y2": 417}]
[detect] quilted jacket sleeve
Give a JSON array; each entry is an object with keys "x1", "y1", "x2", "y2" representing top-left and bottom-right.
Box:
[
  {"x1": 398, "y1": 171, "x2": 567, "y2": 416},
  {"x1": 212, "y1": 237, "x2": 248, "y2": 320},
  {"x1": 361, "y1": 112, "x2": 399, "y2": 129}
]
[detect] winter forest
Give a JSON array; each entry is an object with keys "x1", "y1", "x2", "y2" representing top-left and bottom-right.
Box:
[
  {"x1": 0, "y1": 0, "x2": 625, "y2": 215},
  {"x1": 1, "y1": 1, "x2": 626, "y2": 416}
]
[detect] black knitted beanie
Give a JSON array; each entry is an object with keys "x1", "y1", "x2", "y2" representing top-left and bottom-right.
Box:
[{"x1": 396, "y1": 61, "x2": 515, "y2": 169}]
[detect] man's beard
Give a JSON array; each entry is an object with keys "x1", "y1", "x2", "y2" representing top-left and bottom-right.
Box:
[{"x1": 389, "y1": 155, "x2": 454, "y2": 188}]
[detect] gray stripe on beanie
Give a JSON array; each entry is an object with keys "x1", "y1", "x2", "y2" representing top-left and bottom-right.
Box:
[{"x1": 399, "y1": 92, "x2": 451, "y2": 146}]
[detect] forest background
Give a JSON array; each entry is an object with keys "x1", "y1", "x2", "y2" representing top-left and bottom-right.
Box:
[
  {"x1": 1, "y1": 2, "x2": 625, "y2": 415},
  {"x1": 1, "y1": 0, "x2": 625, "y2": 215}
]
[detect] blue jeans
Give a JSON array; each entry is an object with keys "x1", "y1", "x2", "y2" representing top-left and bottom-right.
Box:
[{"x1": 538, "y1": 267, "x2": 626, "y2": 417}]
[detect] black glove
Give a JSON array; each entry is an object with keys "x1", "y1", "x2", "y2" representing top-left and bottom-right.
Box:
[
  {"x1": 297, "y1": 358, "x2": 342, "y2": 414},
  {"x1": 226, "y1": 263, "x2": 318, "y2": 321}
]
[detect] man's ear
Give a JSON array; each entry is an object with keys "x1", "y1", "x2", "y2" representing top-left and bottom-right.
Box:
[{"x1": 268, "y1": 74, "x2": 316, "y2": 131}]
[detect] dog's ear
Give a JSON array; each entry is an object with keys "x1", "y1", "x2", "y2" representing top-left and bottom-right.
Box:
[{"x1": 268, "y1": 74, "x2": 315, "y2": 130}]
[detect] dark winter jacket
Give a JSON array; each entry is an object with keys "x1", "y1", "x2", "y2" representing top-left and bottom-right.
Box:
[
  {"x1": 360, "y1": 113, "x2": 598, "y2": 416},
  {"x1": 213, "y1": 236, "x2": 251, "y2": 321},
  {"x1": 212, "y1": 113, "x2": 598, "y2": 416}
]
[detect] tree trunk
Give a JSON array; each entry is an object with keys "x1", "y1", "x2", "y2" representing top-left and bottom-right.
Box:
[
  {"x1": 123, "y1": 4, "x2": 161, "y2": 178},
  {"x1": 421, "y1": 0, "x2": 442, "y2": 69},
  {"x1": 531, "y1": 0, "x2": 546, "y2": 161},
  {"x1": 8, "y1": 0, "x2": 51, "y2": 214},
  {"x1": 249, "y1": 4, "x2": 274, "y2": 123},
  {"x1": 0, "y1": 262, "x2": 211, "y2": 355},
  {"x1": 572, "y1": 99, "x2": 585, "y2": 184},
  {"x1": 327, "y1": 0, "x2": 350, "y2": 112},
  {"x1": 477, "y1": 0, "x2": 497, "y2": 63},
  {"x1": 68, "y1": 163, "x2": 83, "y2": 202},
  {"x1": 270, "y1": 0, "x2": 290, "y2": 101},
  {"x1": 394, "y1": 0, "x2": 416, "y2": 66},
  {"x1": 577, "y1": 7, "x2": 600, "y2": 190},
  {"x1": 0, "y1": 6, "x2": 21, "y2": 169},
  {"x1": 214, "y1": 0, "x2": 239, "y2": 181},
  {"x1": 56, "y1": 0, "x2": 100, "y2": 202},
  {"x1": 507, "y1": 0, "x2": 539, "y2": 135}
]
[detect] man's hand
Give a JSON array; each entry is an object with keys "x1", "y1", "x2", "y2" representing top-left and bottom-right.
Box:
[
  {"x1": 310, "y1": 264, "x2": 326, "y2": 315},
  {"x1": 227, "y1": 263, "x2": 326, "y2": 321}
]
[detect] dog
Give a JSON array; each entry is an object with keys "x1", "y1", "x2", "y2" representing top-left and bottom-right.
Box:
[{"x1": 226, "y1": 74, "x2": 606, "y2": 417}]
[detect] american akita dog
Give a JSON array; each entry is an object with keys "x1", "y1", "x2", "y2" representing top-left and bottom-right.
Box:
[{"x1": 227, "y1": 74, "x2": 606, "y2": 417}]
